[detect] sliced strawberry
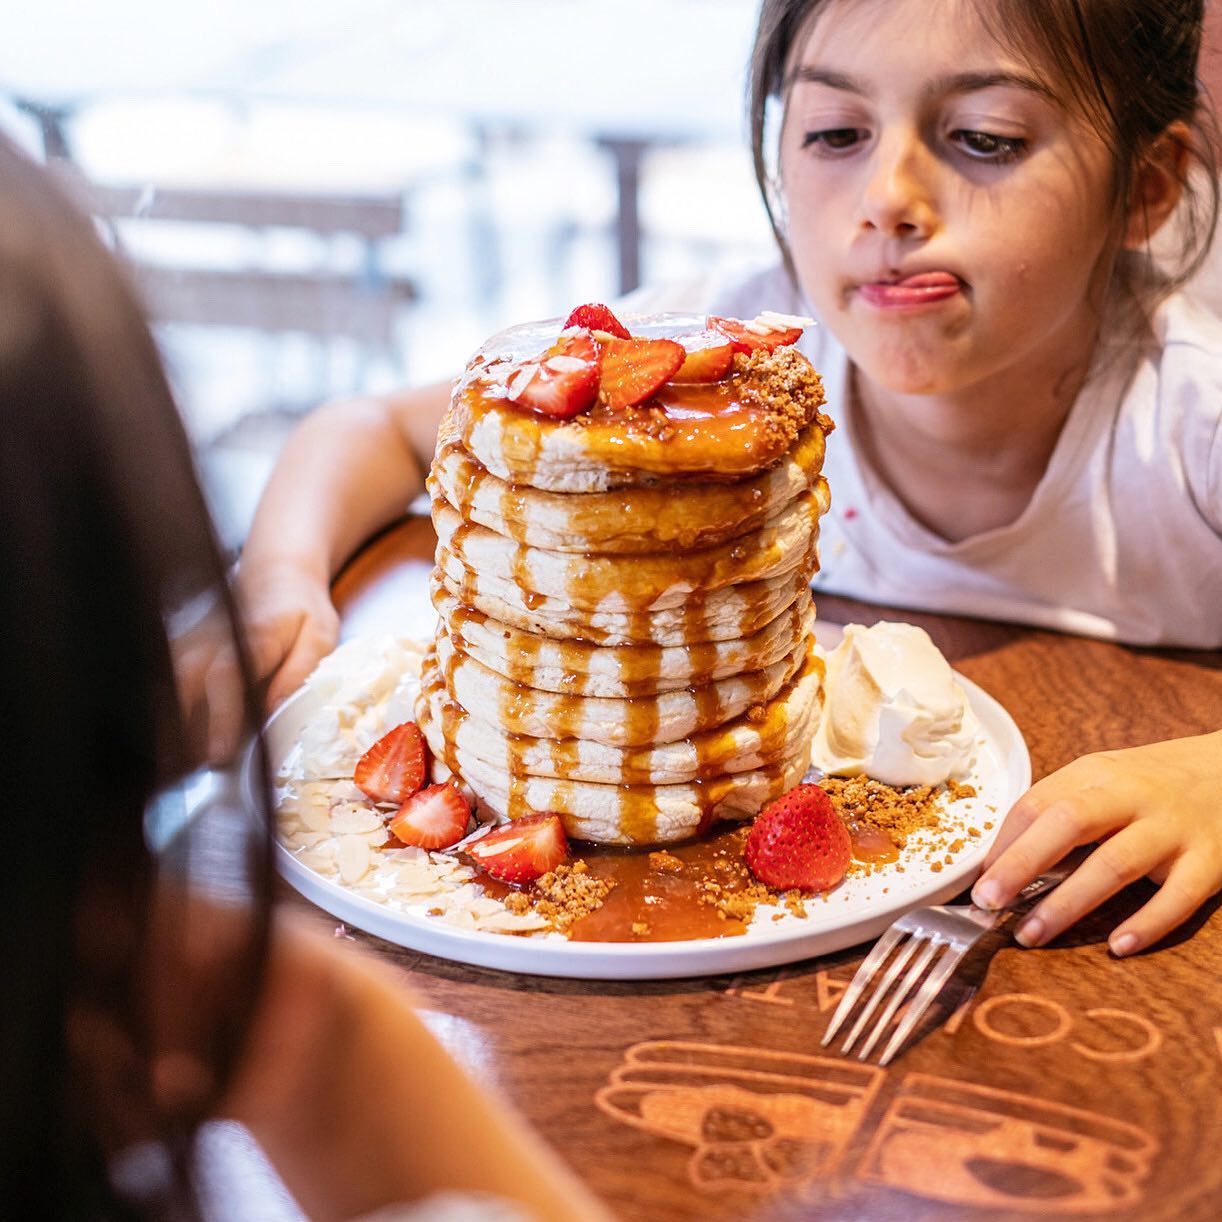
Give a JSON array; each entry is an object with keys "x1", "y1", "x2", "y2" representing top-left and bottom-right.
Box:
[
  {"x1": 744, "y1": 784, "x2": 851, "y2": 892},
  {"x1": 708, "y1": 314, "x2": 804, "y2": 353},
  {"x1": 563, "y1": 302, "x2": 631, "y2": 340},
  {"x1": 388, "y1": 782, "x2": 471, "y2": 850},
  {"x1": 354, "y1": 721, "x2": 427, "y2": 804},
  {"x1": 466, "y1": 812, "x2": 569, "y2": 884},
  {"x1": 508, "y1": 330, "x2": 600, "y2": 419},
  {"x1": 670, "y1": 332, "x2": 736, "y2": 383},
  {"x1": 596, "y1": 335, "x2": 685, "y2": 409}
]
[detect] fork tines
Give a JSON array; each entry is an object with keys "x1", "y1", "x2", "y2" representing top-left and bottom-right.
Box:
[{"x1": 821, "y1": 928, "x2": 965, "y2": 1066}]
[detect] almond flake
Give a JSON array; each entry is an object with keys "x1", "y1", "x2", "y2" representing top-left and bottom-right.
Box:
[
  {"x1": 507, "y1": 364, "x2": 539, "y2": 399},
  {"x1": 544, "y1": 354, "x2": 588, "y2": 374},
  {"x1": 329, "y1": 805, "x2": 383, "y2": 835},
  {"x1": 297, "y1": 798, "x2": 334, "y2": 834},
  {"x1": 472, "y1": 835, "x2": 524, "y2": 856},
  {"x1": 390, "y1": 880, "x2": 449, "y2": 900},
  {"x1": 477, "y1": 910, "x2": 552, "y2": 934},
  {"x1": 329, "y1": 780, "x2": 369, "y2": 804},
  {"x1": 757, "y1": 310, "x2": 814, "y2": 330},
  {"x1": 296, "y1": 849, "x2": 338, "y2": 876},
  {"x1": 394, "y1": 861, "x2": 446, "y2": 890},
  {"x1": 285, "y1": 830, "x2": 332, "y2": 850},
  {"x1": 483, "y1": 358, "x2": 515, "y2": 385},
  {"x1": 337, "y1": 835, "x2": 372, "y2": 884}
]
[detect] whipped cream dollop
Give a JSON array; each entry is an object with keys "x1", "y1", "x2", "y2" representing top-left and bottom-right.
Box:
[{"x1": 811, "y1": 622, "x2": 978, "y2": 787}]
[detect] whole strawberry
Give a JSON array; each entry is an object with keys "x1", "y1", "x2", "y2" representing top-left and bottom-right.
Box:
[{"x1": 744, "y1": 784, "x2": 851, "y2": 892}]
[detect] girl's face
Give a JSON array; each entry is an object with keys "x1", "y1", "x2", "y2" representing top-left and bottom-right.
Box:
[{"x1": 779, "y1": 0, "x2": 1121, "y2": 397}]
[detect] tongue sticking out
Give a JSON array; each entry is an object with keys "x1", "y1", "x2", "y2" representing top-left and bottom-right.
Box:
[
  {"x1": 894, "y1": 271, "x2": 960, "y2": 289},
  {"x1": 859, "y1": 271, "x2": 961, "y2": 307}
]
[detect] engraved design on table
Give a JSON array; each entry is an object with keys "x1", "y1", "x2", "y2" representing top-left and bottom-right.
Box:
[
  {"x1": 856, "y1": 1073, "x2": 1158, "y2": 1212},
  {"x1": 595, "y1": 1042, "x2": 1160, "y2": 1212},
  {"x1": 595, "y1": 1041, "x2": 884, "y2": 1192}
]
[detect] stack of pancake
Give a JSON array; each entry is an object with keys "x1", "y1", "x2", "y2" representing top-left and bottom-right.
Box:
[{"x1": 416, "y1": 313, "x2": 833, "y2": 845}]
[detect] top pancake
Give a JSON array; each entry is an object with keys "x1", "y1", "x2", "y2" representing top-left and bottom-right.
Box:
[{"x1": 444, "y1": 313, "x2": 831, "y2": 492}]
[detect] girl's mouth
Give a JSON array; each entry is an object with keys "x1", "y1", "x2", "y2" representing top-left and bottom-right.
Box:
[{"x1": 857, "y1": 272, "x2": 963, "y2": 309}]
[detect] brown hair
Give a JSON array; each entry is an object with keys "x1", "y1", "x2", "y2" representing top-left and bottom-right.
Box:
[
  {"x1": 748, "y1": 0, "x2": 1220, "y2": 308},
  {"x1": 0, "y1": 131, "x2": 273, "y2": 1217}
]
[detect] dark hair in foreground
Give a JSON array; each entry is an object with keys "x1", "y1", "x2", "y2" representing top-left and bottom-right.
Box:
[
  {"x1": 749, "y1": 0, "x2": 1220, "y2": 307},
  {"x1": 0, "y1": 132, "x2": 273, "y2": 1217}
]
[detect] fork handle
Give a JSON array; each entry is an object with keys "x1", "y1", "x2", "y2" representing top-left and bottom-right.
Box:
[{"x1": 1007, "y1": 845, "x2": 1095, "y2": 909}]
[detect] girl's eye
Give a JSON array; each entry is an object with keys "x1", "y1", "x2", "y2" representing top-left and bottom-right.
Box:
[
  {"x1": 801, "y1": 127, "x2": 867, "y2": 154},
  {"x1": 951, "y1": 129, "x2": 1027, "y2": 162}
]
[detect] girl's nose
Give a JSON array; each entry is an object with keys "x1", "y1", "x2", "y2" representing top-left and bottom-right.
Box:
[{"x1": 858, "y1": 129, "x2": 938, "y2": 239}]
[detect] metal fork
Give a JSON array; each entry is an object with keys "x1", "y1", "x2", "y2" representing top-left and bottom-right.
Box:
[{"x1": 821, "y1": 855, "x2": 1082, "y2": 1066}]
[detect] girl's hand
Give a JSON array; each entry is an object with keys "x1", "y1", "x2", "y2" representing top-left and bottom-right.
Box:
[
  {"x1": 236, "y1": 558, "x2": 339, "y2": 710},
  {"x1": 971, "y1": 731, "x2": 1222, "y2": 956}
]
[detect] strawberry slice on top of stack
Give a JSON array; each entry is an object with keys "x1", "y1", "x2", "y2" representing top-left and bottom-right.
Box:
[{"x1": 503, "y1": 302, "x2": 808, "y2": 419}]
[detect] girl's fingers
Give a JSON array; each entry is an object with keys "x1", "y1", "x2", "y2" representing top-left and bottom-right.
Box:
[
  {"x1": 1010, "y1": 826, "x2": 1172, "y2": 947},
  {"x1": 981, "y1": 755, "x2": 1108, "y2": 870},
  {"x1": 266, "y1": 617, "x2": 336, "y2": 710},
  {"x1": 973, "y1": 793, "x2": 1112, "y2": 910},
  {"x1": 981, "y1": 791, "x2": 1045, "y2": 869},
  {"x1": 1107, "y1": 853, "x2": 1222, "y2": 956}
]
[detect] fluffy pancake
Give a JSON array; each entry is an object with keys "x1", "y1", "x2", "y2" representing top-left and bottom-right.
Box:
[
  {"x1": 428, "y1": 422, "x2": 829, "y2": 554},
  {"x1": 432, "y1": 483, "x2": 827, "y2": 613},
  {"x1": 420, "y1": 724, "x2": 813, "y2": 845},
  {"x1": 417, "y1": 643, "x2": 823, "y2": 787},
  {"x1": 432, "y1": 583, "x2": 815, "y2": 698},
  {"x1": 431, "y1": 629, "x2": 807, "y2": 748},
  {"x1": 432, "y1": 559, "x2": 814, "y2": 648}
]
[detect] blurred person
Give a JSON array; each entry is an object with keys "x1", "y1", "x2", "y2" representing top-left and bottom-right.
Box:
[{"x1": 0, "y1": 129, "x2": 609, "y2": 1222}]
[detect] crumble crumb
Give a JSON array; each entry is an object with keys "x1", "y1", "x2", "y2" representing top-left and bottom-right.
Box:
[
  {"x1": 649, "y1": 850, "x2": 684, "y2": 874},
  {"x1": 946, "y1": 778, "x2": 977, "y2": 801},
  {"x1": 520, "y1": 861, "x2": 614, "y2": 932},
  {"x1": 735, "y1": 346, "x2": 831, "y2": 452},
  {"x1": 503, "y1": 891, "x2": 532, "y2": 916},
  {"x1": 819, "y1": 775, "x2": 944, "y2": 847}
]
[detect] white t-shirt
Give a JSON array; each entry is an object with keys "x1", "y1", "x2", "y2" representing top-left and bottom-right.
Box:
[{"x1": 627, "y1": 263, "x2": 1222, "y2": 649}]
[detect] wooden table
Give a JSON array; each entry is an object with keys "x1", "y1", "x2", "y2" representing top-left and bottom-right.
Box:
[{"x1": 310, "y1": 516, "x2": 1222, "y2": 1222}]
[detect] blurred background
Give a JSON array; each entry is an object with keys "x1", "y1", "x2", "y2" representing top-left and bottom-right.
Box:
[
  {"x1": 5, "y1": 0, "x2": 1219, "y2": 554},
  {"x1": 0, "y1": 0, "x2": 776, "y2": 550}
]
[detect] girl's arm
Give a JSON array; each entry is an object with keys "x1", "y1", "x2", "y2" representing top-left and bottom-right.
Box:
[
  {"x1": 222, "y1": 916, "x2": 612, "y2": 1222},
  {"x1": 237, "y1": 380, "x2": 452, "y2": 707},
  {"x1": 971, "y1": 730, "x2": 1222, "y2": 954}
]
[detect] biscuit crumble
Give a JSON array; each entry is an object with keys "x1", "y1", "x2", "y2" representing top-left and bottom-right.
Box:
[
  {"x1": 514, "y1": 862, "x2": 615, "y2": 932},
  {"x1": 737, "y1": 347, "x2": 831, "y2": 453}
]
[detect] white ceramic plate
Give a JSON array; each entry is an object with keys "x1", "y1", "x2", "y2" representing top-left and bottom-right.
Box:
[{"x1": 261, "y1": 625, "x2": 1030, "y2": 980}]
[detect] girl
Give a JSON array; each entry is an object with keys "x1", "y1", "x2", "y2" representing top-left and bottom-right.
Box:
[
  {"x1": 0, "y1": 132, "x2": 608, "y2": 1221},
  {"x1": 237, "y1": 0, "x2": 1222, "y2": 957}
]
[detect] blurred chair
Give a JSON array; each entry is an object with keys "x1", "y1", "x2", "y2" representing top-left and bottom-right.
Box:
[
  {"x1": 71, "y1": 176, "x2": 416, "y2": 389},
  {"x1": 50, "y1": 169, "x2": 419, "y2": 553}
]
